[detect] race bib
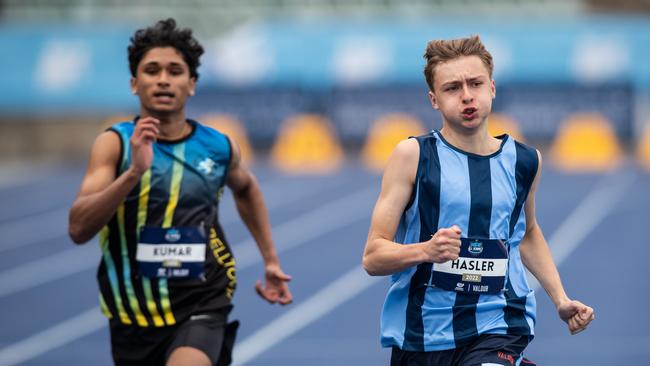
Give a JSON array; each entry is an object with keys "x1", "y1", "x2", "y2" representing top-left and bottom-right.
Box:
[
  {"x1": 430, "y1": 238, "x2": 508, "y2": 295},
  {"x1": 136, "y1": 227, "x2": 206, "y2": 279}
]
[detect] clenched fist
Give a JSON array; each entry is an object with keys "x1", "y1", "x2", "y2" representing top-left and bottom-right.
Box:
[{"x1": 423, "y1": 225, "x2": 462, "y2": 263}]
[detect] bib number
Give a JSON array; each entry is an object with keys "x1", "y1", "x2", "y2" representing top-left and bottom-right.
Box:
[
  {"x1": 136, "y1": 227, "x2": 206, "y2": 279},
  {"x1": 430, "y1": 238, "x2": 508, "y2": 295}
]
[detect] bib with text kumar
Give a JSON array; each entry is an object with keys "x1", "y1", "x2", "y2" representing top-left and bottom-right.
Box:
[
  {"x1": 430, "y1": 238, "x2": 508, "y2": 295},
  {"x1": 136, "y1": 226, "x2": 207, "y2": 279}
]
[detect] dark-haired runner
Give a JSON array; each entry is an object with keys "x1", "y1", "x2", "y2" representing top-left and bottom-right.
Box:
[{"x1": 69, "y1": 18, "x2": 292, "y2": 366}]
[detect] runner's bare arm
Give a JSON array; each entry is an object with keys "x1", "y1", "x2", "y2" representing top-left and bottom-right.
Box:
[
  {"x1": 68, "y1": 117, "x2": 158, "y2": 244},
  {"x1": 225, "y1": 137, "x2": 292, "y2": 305},
  {"x1": 519, "y1": 152, "x2": 567, "y2": 304},
  {"x1": 519, "y1": 151, "x2": 594, "y2": 334},
  {"x1": 363, "y1": 139, "x2": 462, "y2": 276}
]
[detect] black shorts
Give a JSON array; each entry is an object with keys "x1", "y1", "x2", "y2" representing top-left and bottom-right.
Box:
[
  {"x1": 109, "y1": 309, "x2": 239, "y2": 366},
  {"x1": 391, "y1": 334, "x2": 536, "y2": 366}
]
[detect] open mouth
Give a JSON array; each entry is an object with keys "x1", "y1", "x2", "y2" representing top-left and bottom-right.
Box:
[
  {"x1": 462, "y1": 107, "x2": 477, "y2": 119},
  {"x1": 153, "y1": 91, "x2": 175, "y2": 101}
]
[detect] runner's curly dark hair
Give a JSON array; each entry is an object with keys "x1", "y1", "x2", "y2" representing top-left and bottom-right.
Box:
[{"x1": 128, "y1": 18, "x2": 204, "y2": 80}]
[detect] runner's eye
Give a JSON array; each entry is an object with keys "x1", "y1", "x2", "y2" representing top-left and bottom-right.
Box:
[{"x1": 169, "y1": 67, "x2": 185, "y2": 76}]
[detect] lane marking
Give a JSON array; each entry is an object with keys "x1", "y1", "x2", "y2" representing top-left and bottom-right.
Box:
[
  {"x1": 232, "y1": 185, "x2": 377, "y2": 268},
  {"x1": 0, "y1": 184, "x2": 378, "y2": 365},
  {"x1": 0, "y1": 245, "x2": 97, "y2": 298},
  {"x1": 0, "y1": 308, "x2": 104, "y2": 366},
  {"x1": 233, "y1": 169, "x2": 637, "y2": 365},
  {"x1": 0, "y1": 208, "x2": 69, "y2": 254},
  {"x1": 0, "y1": 185, "x2": 376, "y2": 299},
  {"x1": 0, "y1": 175, "x2": 290, "y2": 253},
  {"x1": 529, "y1": 169, "x2": 636, "y2": 290},
  {"x1": 232, "y1": 266, "x2": 382, "y2": 366},
  {"x1": 4, "y1": 168, "x2": 629, "y2": 365},
  {"x1": 220, "y1": 174, "x2": 347, "y2": 226},
  {"x1": 0, "y1": 173, "x2": 344, "y2": 253}
]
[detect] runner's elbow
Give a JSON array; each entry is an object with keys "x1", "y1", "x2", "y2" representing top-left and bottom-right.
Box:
[
  {"x1": 68, "y1": 222, "x2": 91, "y2": 245},
  {"x1": 362, "y1": 254, "x2": 381, "y2": 276}
]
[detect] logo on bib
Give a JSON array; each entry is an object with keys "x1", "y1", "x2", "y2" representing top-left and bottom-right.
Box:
[
  {"x1": 468, "y1": 240, "x2": 483, "y2": 255},
  {"x1": 455, "y1": 282, "x2": 465, "y2": 291},
  {"x1": 164, "y1": 229, "x2": 181, "y2": 242}
]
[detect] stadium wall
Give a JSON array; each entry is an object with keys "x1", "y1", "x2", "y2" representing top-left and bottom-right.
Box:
[{"x1": 0, "y1": 16, "x2": 648, "y2": 160}]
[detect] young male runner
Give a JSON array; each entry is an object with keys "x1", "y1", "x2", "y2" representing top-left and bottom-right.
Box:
[
  {"x1": 362, "y1": 35, "x2": 594, "y2": 365},
  {"x1": 69, "y1": 18, "x2": 292, "y2": 366}
]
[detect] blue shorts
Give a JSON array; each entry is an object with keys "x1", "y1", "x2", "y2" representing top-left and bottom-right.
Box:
[{"x1": 390, "y1": 334, "x2": 536, "y2": 366}]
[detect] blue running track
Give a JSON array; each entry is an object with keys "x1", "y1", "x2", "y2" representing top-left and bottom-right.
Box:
[{"x1": 0, "y1": 161, "x2": 647, "y2": 365}]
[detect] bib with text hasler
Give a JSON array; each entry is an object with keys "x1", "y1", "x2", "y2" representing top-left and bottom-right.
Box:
[
  {"x1": 136, "y1": 227, "x2": 206, "y2": 279},
  {"x1": 430, "y1": 238, "x2": 508, "y2": 295}
]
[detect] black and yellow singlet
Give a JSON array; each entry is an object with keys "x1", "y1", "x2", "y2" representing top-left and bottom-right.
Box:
[{"x1": 97, "y1": 118, "x2": 236, "y2": 327}]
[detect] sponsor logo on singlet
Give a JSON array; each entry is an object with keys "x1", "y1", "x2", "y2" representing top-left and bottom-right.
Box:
[{"x1": 197, "y1": 157, "x2": 216, "y2": 175}]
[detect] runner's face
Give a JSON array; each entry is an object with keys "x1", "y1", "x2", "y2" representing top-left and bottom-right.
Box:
[
  {"x1": 131, "y1": 47, "x2": 196, "y2": 115},
  {"x1": 428, "y1": 55, "x2": 495, "y2": 131}
]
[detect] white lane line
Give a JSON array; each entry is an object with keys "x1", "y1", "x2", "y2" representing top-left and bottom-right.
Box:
[
  {"x1": 232, "y1": 185, "x2": 377, "y2": 268},
  {"x1": 0, "y1": 185, "x2": 376, "y2": 299},
  {"x1": 0, "y1": 174, "x2": 354, "y2": 296},
  {"x1": 232, "y1": 266, "x2": 383, "y2": 366},
  {"x1": 3, "y1": 169, "x2": 633, "y2": 365},
  {"x1": 0, "y1": 308, "x2": 105, "y2": 366},
  {"x1": 0, "y1": 176, "x2": 287, "y2": 253},
  {"x1": 529, "y1": 169, "x2": 637, "y2": 290},
  {"x1": 0, "y1": 208, "x2": 69, "y2": 253},
  {"x1": 0, "y1": 184, "x2": 378, "y2": 365},
  {"x1": 220, "y1": 175, "x2": 346, "y2": 226},
  {"x1": 233, "y1": 169, "x2": 638, "y2": 365},
  {"x1": 0, "y1": 174, "x2": 343, "y2": 253},
  {"x1": 0, "y1": 244, "x2": 98, "y2": 298}
]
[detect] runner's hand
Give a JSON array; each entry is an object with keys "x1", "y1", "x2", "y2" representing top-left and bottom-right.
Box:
[
  {"x1": 130, "y1": 117, "x2": 159, "y2": 175},
  {"x1": 255, "y1": 264, "x2": 293, "y2": 305},
  {"x1": 558, "y1": 299, "x2": 594, "y2": 335},
  {"x1": 424, "y1": 225, "x2": 462, "y2": 263}
]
